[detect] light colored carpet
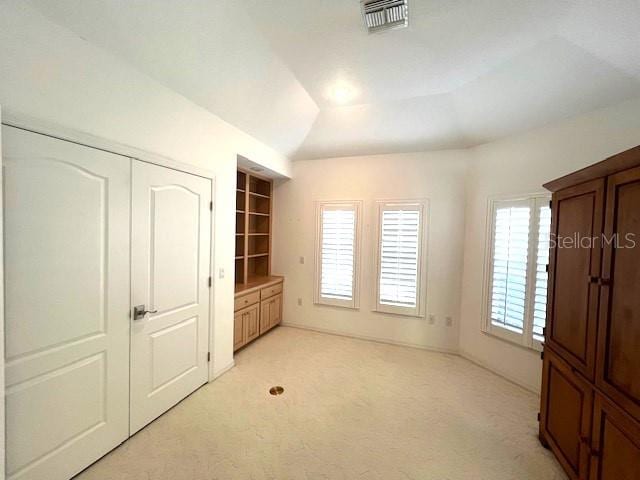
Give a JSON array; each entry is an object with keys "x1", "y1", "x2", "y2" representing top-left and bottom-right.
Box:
[{"x1": 75, "y1": 326, "x2": 566, "y2": 480}]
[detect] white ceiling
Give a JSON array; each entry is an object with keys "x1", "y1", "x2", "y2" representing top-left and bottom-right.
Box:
[{"x1": 29, "y1": 0, "x2": 640, "y2": 160}]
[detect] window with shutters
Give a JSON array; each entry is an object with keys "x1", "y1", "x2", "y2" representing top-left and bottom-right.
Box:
[
  {"x1": 374, "y1": 200, "x2": 428, "y2": 317},
  {"x1": 314, "y1": 201, "x2": 362, "y2": 309},
  {"x1": 483, "y1": 195, "x2": 551, "y2": 350}
]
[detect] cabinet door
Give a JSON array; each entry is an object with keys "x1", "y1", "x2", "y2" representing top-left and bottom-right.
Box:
[
  {"x1": 546, "y1": 179, "x2": 605, "y2": 380},
  {"x1": 270, "y1": 294, "x2": 282, "y2": 328},
  {"x1": 260, "y1": 300, "x2": 271, "y2": 334},
  {"x1": 596, "y1": 166, "x2": 640, "y2": 422},
  {"x1": 590, "y1": 393, "x2": 640, "y2": 480},
  {"x1": 233, "y1": 311, "x2": 245, "y2": 351},
  {"x1": 540, "y1": 348, "x2": 593, "y2": 480},
  {"x1": 244, "y1": 304, "x2": 260, "y2": 343}
]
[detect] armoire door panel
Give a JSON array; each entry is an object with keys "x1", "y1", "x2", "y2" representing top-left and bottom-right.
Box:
[
  {"x1": 590, "y1": 393, "x2": 640, "y2": 480},
  {"x1": 547, "y1": 179, "x2": 605, "y2": 380},
  {"x1": 3, "y1": 126, "x2": 130, "y2": 480},
  {"x1": 597, "y1": 166, "x2": 640, "y2": 423},
  {"x1": 540, "y1": 348, "x2": 593, "y2": 480},
  {"x1": 130, "y1": 160, "x2": 211, "y2": 434}
]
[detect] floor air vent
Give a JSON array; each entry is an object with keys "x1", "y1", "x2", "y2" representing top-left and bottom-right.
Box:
[
  {"x1": 361, "y1": 0, "x2": 408, "y2": 33},
  {"x1": 269, "y1": 386, "x2": 284, "y2": 396}
]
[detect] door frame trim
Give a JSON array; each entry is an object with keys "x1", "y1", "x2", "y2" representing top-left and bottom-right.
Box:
[
  {"x1": 1, "y1": 111, "x2": 218, "y2": 387},
  {"x1": 0, "y1": 106, "x2": 6, "y2": 480}
]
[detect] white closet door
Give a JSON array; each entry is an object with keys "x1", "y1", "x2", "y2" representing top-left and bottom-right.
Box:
[
  {"x1": 130, "y1": 160, "x2": 211, "y2": 434},
  {"x1": 3, "y1": 126, "x2": 130, "y2": 480}
]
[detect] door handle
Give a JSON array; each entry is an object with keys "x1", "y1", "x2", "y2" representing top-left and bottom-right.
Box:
[{"x1": 133, "y1": 304, "x2": 158, "y2": 320}]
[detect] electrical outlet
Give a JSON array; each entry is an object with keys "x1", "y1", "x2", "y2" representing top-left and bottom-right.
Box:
[
  {"x1": 299, "y1": 256, "x2": 305, "y2": 264},
  {"x1": 428, "y1": 314, "x2": 436, "y2": 324},
  {"x1": 297, "y1": 297, "x2": 303, "y2": 306},
  {"x1": 445, "y1": 316, "x2": 453, "y2": 327},
  {"x1": 218, "y1": 268, "x2": 225, "y2": 279}
]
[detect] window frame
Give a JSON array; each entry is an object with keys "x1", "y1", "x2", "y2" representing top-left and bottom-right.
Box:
[
  {"x1": 314, "y1": 200, "x2": 362, "y2": 309},
  {"x1": 373, "y1": 199, "x2": 429, "y2": 318},
  {"x1": 482, "y1": 193, "x2": 551, "y2": 351}
]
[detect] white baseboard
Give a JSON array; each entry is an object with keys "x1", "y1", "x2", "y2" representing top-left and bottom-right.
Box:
[
  {"x1": 458, "y1": 349, "x2": 540, "y2": 394},
  {"x1": 281, "y1": 322, "x2": 459, "y2": 355},
  {"x1": 211, "y1": 359, "x2": 235, "y2": 381}
]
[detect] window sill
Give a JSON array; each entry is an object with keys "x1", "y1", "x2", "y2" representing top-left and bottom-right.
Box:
[
  {"x1": 482, "y1": 326, "x2": 543, "y2": 353},
  {"x1": 314, "y1": 299, "x2": 359, "y2": 310},
  {"x1": 372, "y1": 307, "x2": 424, "y2": 319}
]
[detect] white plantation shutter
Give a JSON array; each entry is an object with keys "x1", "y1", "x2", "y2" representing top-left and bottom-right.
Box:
[
  {"x1": 532, "y1": 202, "x2": 552, "y2": 342},
  {"x1": 486, "y1": 195, "x2": 551, "y2": 349},
  {"x1": 375, "y1": 201, "x2": 426, "y2": 316},
  {"x1": 490, "y1": 203, "x2": 530, "y2": 333},
  {"x1": 321, "y1": 209, "x2": 355, "y2": 300},
  {"x1": 315, "y1": 202, "x2": 361, "y2": 308}
]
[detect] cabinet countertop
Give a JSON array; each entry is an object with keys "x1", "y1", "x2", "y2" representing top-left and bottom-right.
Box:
[{"x1": 234, "y1": 275, "x2": 284, "y2": 297}]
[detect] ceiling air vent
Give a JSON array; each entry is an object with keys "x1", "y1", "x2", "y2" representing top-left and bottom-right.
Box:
[{"x1": 361, "y1": 0, "x2": 408, "y2": 33}]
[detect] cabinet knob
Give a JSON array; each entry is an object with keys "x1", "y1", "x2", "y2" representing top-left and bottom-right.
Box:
[{"x1": 588, "y1": 275, "x2": 599, "y2": 284}]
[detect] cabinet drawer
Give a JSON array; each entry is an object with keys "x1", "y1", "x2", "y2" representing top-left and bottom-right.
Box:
[
  {"x1": 260, "y1": 282, "x2": 282, "y2": 300},
  {"x1": 234, "y1": 291, "x2": 260, "y2": 311}
]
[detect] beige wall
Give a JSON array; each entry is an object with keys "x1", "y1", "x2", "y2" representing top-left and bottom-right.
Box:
[
  {"x1": 0, "y1": 2, "x2": 292, "y2": 379},
  {"x1": 273, "y1": 95, "x2": 640, "y2": 393},
  {"x1": 272, "y1": 151, "x2": 469, "y2": 352},
  {"x1": 459, "y1": 95, "x2": 640, "y2": 392}
]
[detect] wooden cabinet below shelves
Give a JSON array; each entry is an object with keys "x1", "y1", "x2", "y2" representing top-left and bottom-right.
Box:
[
  {"x1": 233, "y1": 310, "x2": 244, "y2": 351},
  {"x1": 233, "y1": 277, "x2": 283, "y2": 352},
  {"x1": 260, "y1": 293, "x2": 282, "y2": 334},
  {"x1": 234, "y1": 304, "x2": 259, "y2": 351}
]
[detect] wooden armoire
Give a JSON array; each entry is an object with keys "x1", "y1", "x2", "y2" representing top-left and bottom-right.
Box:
[{"x1": 539, "y1": 145, "x2": 640, "y2": 480}]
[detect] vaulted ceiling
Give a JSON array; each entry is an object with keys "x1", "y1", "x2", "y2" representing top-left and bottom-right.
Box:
[{"x1": 30, "y1": 0, "x2": 640, "y2": 160}]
